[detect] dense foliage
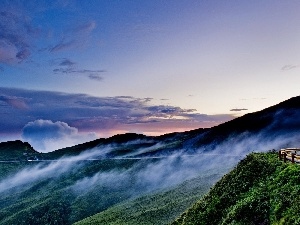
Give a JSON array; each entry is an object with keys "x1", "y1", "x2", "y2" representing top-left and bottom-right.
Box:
[{"x1": 172, "y1": 152, "x2": 300, "y2": 225}]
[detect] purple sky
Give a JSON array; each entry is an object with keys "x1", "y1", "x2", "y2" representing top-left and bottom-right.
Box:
[{"x1": 1, "y1": 1, "x2": 300, "y2": 151}]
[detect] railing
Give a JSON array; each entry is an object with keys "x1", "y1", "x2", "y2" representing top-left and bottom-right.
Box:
[{"x1": 279, "y1": 148, "x2": 300, "y2": 163}]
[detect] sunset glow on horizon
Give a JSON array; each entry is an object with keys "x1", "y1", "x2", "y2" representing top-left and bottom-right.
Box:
[{"x1": 1, "y1": 0, "x2": 300, "y2": 151}]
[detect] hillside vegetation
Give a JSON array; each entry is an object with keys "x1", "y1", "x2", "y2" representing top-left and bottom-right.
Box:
[
  {"x1": 172, "y1": 152, "x2": 300, "y2": 225},
  {"x1": 73, "y1": 174, "x2": 221, "y2": 225},
  {"x1": 0, "y1": 140, "x2": 229, "y2": 225}
]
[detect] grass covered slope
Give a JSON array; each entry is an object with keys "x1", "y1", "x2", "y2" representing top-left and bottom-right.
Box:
[
  {"x1": 73, "y1": 174, "x2": 222, "y2": 225},
  {"x1": 172, "y1": 152, "x2": 300, "y2": 225}
]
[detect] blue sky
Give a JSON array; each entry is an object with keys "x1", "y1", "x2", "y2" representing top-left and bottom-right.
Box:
[{"x1": 1, "y1": 0, "x2": 300, "y2": 151}]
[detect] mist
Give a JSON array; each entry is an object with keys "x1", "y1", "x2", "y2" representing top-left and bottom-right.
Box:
[
  {"x1": 2, "y1": 124, "x2": 299, "y2": 196},
  {"x1": 0, "y1": 147, "x2": 111, "y2": 193},
  {"x1": 1, "y1": 108, "x2": 300, "y2": 224}
]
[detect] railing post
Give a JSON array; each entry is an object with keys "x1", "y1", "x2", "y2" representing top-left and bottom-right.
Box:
[
  {"x1": 278, "y1": 150, "x2": 282, "y2": 160},
  {"x1": 292, "y1": 153, "x2": 295, "y2": 163},
  {"x1": 283, "y1": 152, "x2": 287, "y2": 163}
]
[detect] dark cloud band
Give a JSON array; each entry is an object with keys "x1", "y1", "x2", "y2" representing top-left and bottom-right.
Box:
[
  {"x1": 230, "y1": 108, "x2": 248, "y2": 112},
  {"x1": 0, "y1": 87, "x2": 235, "y2": 136}
]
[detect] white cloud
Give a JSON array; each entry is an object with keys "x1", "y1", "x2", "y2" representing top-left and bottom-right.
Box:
[{"x1": 21, "y1": 119, "x2": 97, "y2": 152}]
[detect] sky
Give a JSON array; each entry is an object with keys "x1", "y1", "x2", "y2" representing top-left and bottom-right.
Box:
[{"x1": 1, "y1": 0, "x2": 300, "y2": 151}]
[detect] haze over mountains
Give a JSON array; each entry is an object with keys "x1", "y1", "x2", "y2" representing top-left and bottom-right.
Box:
[{"x1": 0, "y1": 96, "x2": 300, "y2": 224}]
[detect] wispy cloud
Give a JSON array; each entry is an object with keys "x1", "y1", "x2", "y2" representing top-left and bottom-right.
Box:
[
  {"x1": 73, "y1": 21, "x2": 96, "y2": 35},
  {"x1": 230, "y1": 108, "x2": 248, "y2": 112},
  {"x1": 59, "y1": 58, "x2": 76, "y2": 66},
  {"x1": 0, "y1": 9, "x2": 39, "y2": 64},
  {"x1": 0, "y1": 95, "x2": 29, "y2": 110},
  {"x1": 88, "y1": 74, "x2": 103, "y2": 81},
  {"x1": 49, "y1": 20, "x2": 97, "y2": 53},
  {"x1": 51, "y1": 58, "x2": 105, "y2": 81},
  {"x1": 281, "y1": 64, "x2": 298, "y2": 71},
  {"x1": 0, "y1": 1, "x2": 97, "y2": 68},
  {"x1": 50, "y1": 40, "x2": 77, "y2": 52},
  {"x1": 53, "y1": 68, "x2": 105, "y2": 74}
]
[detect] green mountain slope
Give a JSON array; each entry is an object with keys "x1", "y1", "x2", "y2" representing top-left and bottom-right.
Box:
[
  {"x1": 172, "y1": 152, "x2": 300, "y2": 225},
  {"x1": 0, "y1": 158, "x2": 147, "y2": 224},
  {"x1": 0, "y1": 140, "x2": 39, "y2": 179},
  {"x1": 73, "y1": 173, "x2": 222, "y2": 225}
]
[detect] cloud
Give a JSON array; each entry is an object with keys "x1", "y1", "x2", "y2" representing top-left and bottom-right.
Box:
[
  {"x1": 88, "y1": 74, "x2": 103, "y2": 81},
  {"x1": 230, "y1": 108, "x2": 248, "y2": 112},
  {"x1": 16, "y1": 48, "x2": 31, "y2": 60},
  {"x1": 0, "y1": 39, "x2": 18, "y2": 64},
  {"x1": 0, "y1": 146, "x2": 111, "y2": 193},
  {"x1": 0, "y1": 95, "x2": 29, "y2": 110},
  {"x1": 60, "y1": 69, "x2": 106, "y2": 74},
  {"x1": 73, "y1": 21, "x2": 96, "y2": 35},
  {"x1": 0, "y1": 87, "x2": 235, "y2": 144},
  {"x1": 0, "y1": 8, "x2": 40, "y2": 64},
  {"x1": 50, "y1": 40, "x2": 77, "y2": 52},
  {"x1": 50, "y1": 58, "x2": 76, "y2": 66},
  {"x1": 59, "y1": 58, "x2": 76, "y2": 66},
  {"x1": 0, "y1": 1, "x2": 98, "y2": 69},
  {"x1": 70, "y1": 121, "x2": 300, "y2": 195},
  {"x1": 53, "y1": 68, "x2": 106, "y2": 81},
  {"x1": 49, "y1": 20, "x2": 97, "y2": 53},
  {"x1": 22, "y1": 119, "x2": 97, "y2": 152},
  {"x1": 51, "y1": 58, "x2": 105, "y2": 81},
  {"x1": 281, "y1": 64, "x2": 298, "y2": 71}
]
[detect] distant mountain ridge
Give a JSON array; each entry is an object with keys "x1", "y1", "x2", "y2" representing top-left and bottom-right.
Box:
[
  {"x1": 0, "y1": 140, "x2": 37, "y2": 161},
  {"x1": 1, "y1": 95, "x2": 300, "y2": 158},
  {"x1": 49, "y1": 95, "x2": 300, "y2": 155}
]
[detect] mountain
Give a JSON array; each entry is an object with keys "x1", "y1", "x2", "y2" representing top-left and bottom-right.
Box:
[
  {"x1": 187, "y1": 96, "x2": 300, "y2": 149},
  {"x1": 0, "y1": 96, "x2": 300, "y2": 224},
  {"x1": 0, "y1": 140, "x2": 37, "y2": 161},
  {"x1": 41, "y1": 95, "x2": 300, "y2": 159},
  {"x1": 172, "y1": 151, "x2": 300, "y2": 225},
  {"x1": 74, "y1": 173, "x2": 221, "y2": 225}
]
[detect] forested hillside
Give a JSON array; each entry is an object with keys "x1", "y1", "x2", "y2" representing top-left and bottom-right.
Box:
[{"x1": 173, "y1": 152, "x2": 300, "y2": 225}]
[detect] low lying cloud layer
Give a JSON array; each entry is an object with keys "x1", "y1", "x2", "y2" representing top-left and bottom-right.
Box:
[
  {"x1": 1, "y1": 119, "x2": 299, "y2": 197},
  {"x1": 0, "y1": 143, "x2": 234, "y2": 196}
]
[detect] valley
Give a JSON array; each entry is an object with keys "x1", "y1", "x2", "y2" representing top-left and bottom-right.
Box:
[{"x1": 0, "y1": 96, "x2": 300, "y2": 224}]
